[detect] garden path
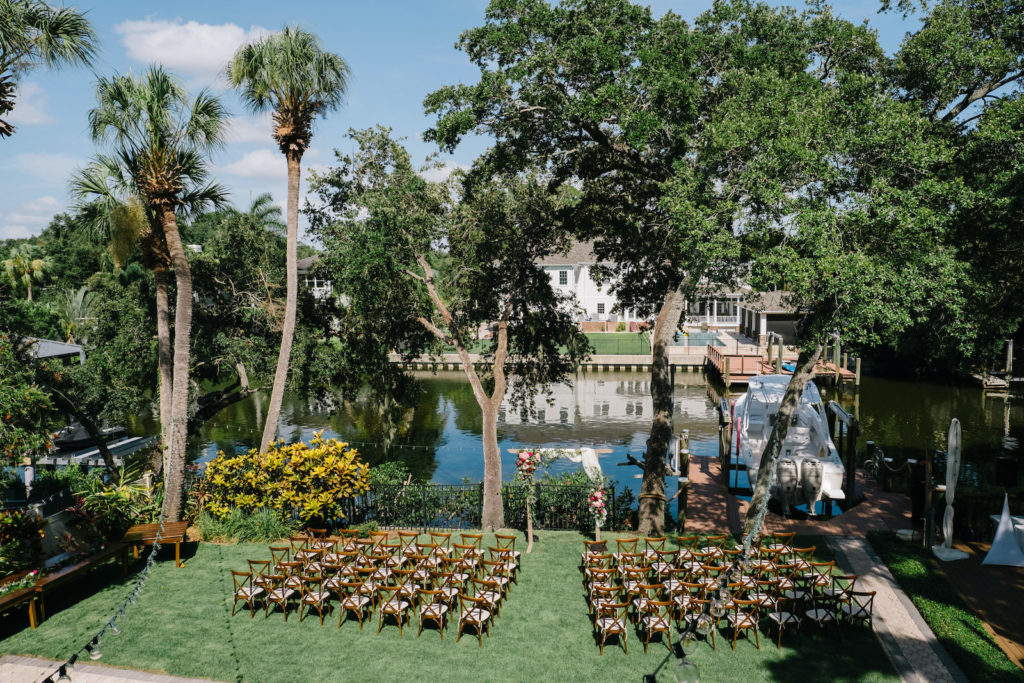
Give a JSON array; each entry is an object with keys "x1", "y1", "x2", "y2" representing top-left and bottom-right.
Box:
[{"x1": 0, "y1": 654, "x2": 221, "y2": 683}]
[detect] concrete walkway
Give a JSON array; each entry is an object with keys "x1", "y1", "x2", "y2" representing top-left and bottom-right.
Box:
[
  {"x1": 827, "y1": 537, "x2": 969, "y2": 683},
  {"x1": 0, "y1": 655, "x2": 220, "y2": 683}
]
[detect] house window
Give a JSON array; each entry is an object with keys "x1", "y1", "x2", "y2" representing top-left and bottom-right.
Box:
[
  {"x1": 559, "y1": 270, "x2": 568, "y2": 286},
  {"x1": 597, "y1": 303, "x2": 605, "y2": 315},
  {"x1": 560, "y1": 408, "x2": 569, "y2": 424}
]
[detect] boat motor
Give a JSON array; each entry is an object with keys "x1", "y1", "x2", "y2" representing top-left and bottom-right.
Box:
[
  {"x1": 801, "y1": 459, "x2": 824, "y2": 516},
  {"x1": 775, "y1": 458, "x2": 798, "y2": 515}
]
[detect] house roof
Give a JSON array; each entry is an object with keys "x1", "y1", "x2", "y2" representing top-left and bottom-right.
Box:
[
  {"x1": 741, "y1": 290, "x2": 796, "y2": 314},
  {"x1": 297, "y1": 255, "x2": 319, "y2": 273},
  {"x1": 24, "y1": 338, "x2": 85, "y2": 361},
  {"x1": 536, "y1": 241, "x2": 598, "y2": 266}
]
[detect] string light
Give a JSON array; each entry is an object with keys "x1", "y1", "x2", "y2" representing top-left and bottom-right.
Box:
[{"x1": 39, "y1": 478, "x2": 170, "y2": 682}]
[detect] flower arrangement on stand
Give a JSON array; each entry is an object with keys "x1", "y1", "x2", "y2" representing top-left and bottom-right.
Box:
[
  {"x1": 515, "y1": 450, "x2": 544, "y2": 554},
  {"x1": 589, "y1": 484, "x2": 608, "y2": 541}
]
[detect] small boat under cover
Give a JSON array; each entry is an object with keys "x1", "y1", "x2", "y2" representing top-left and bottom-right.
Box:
[{"x1": 733, "y1": 375, "x2": 845, "y2": 514}]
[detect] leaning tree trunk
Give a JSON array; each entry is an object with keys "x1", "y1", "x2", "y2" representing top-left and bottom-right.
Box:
[
  {"x1": 154, "y1": 265, "x2": 173, "y2": 471},
  {"x1": 259, "y1": 151, "x2": 302, "y2": 453},
  {"x1": 741, "y1": 343, "x2": 824, "y2": 538},
  {"x1": 480, "y1": 400, "x2": 506, "y2": 530},
  {"x1": 159, "y1": 206, "x2": 194, "y2": 523},
  {"x1": 637, "y1": 283, "x2": 686, "y2": 536}
]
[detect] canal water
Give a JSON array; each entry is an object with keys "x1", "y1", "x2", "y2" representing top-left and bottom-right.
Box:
[{"x1": 188, "y1": 370, "x2": 1024, "y2": 506}]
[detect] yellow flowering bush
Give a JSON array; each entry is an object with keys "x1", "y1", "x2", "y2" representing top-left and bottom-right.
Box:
[{"x1": 202, "y1": 432, "x2": 370, "y2": 524}]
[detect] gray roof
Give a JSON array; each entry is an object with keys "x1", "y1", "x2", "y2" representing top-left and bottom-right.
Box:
[
  {"x1": 25, "y1": 338, "x2": 85, "y2": 361},
  {"x1": 297, "y1": 255, "x2": 320, "y2": 273},
  {"x1": 536, "y1": 241, "x2": 598, "y2": 266},
  {"x1": 741, "y1": 290, "x2": 796, "y2": 314}
]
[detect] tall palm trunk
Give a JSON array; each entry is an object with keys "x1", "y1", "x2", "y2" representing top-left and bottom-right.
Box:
[
  {"x1": 26, "y1": 279, "x2": 32, "y2": 302},
  {"x1": 158, "y1": 206, "x2": 194, "y2": 522},
  {"x1": 154, "y1": 266, "x2": 173, "y2": 454},
  {"x1": 637, "y1": 282, "x2": 686, "y2": 536},
  {"x1": 742, "y1": 343, "x2": 824, "y2": 537},
  {"x1": 260, "y1": 151, "x2": 301, "y2": 453}
]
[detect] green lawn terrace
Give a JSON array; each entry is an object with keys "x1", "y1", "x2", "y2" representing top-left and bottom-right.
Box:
[{"x1": 0, "y1": 531, "x2": 897, "y2": 683}]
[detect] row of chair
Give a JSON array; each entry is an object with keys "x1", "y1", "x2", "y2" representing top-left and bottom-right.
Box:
[
  {"x1": 230, "y1": 530, "x2": 523, "y2": 646},
  {"x1": 581, "y1": 535, "x2": 876, "y2": 654}
]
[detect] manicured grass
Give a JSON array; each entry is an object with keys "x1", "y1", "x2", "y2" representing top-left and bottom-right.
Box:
[
  {"x1": 867, "y1": 531, "x2": 1023, "y2": 683},
  {"x1": 1, "y1": 531, "x2": 897, "y2": 682},
  {"x1": 586, "y1": 332, "x2": 651, "y2": 355}
]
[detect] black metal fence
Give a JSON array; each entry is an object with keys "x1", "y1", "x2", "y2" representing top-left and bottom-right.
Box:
[{"x1": 343, "y1": 482, "x2": 615, "y2": 532}]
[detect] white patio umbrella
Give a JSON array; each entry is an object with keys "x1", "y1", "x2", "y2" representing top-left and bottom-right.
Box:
[{"x1": 933, "y1": 418, "x2": 969, "y2": 561}]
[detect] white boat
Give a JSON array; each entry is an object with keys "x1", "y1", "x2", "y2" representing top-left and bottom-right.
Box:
[{"x1": 733, "y1": 375, "x2": 845, "y2": 514}]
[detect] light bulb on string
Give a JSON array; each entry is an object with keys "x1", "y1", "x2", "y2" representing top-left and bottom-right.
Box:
[
  {"x1": 674, "y1": 657, "x2": 700, "y2": 683},
  {"x1": 680, "y1": 631, "x2": 698, "y2": 655},
  {"x1": 88, "y1": 638, "x2": 101, "y2": 660},
  {"x1": 695, "y1": 617, "x2": 713, "y2": 636},
  {"x1": 109, "y1": 621, "x2": 120, "y2": 635},
  {"x1": 55, "y1": 666, "x2": 71, "y2": 683}
]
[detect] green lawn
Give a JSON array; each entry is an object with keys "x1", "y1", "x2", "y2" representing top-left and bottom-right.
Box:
[
  {"x1": 1, "y1": 531, "x2": 898, "y2": 683},
  {"x1": 867, "y1": 531, "x2": 1024, "y2": 683},
  {"x1": 585, "y1": 332, "x2": 651, "y2": 355}
]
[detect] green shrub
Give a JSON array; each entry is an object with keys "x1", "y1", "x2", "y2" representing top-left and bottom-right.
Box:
[
  {"x1": 615, "y1": 321, "x2": 626, "y2": 332},
  {"x1": 369, "y1": 460, "x2": 411, "y2": 486},
  {"x1": 69, "y1": 465, "x2": 161, "y2": 540},
  {"x1": 196, "y1": 508, "x2": 298, "y2": 543},
  {"x1": 30, "y1": 464, "x2": 88, "y2": 501}
]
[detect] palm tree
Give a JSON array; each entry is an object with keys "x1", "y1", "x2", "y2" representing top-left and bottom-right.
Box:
[
  {"x1": 55, "y1": 285, "x2": 96, "y2": 343},
  {"x1": 228, "y1": 27, "x2": 350, "y2": 453},
  {"x1": 3, "y1": 243, "x2": 47, "y2": 300},
  {"x1": 0, "y1": 0, "x2": 97, "y2": 138},
  {"x1": 84, "y1": 66, "x2": 227, "y2": 521}
]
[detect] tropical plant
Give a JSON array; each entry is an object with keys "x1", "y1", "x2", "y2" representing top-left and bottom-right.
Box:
[
  {"x1": 0, "y1": 508, "x2": 45, "y2": 574},
  {"x1": 195, "y1": 507, "x2": 298, "y2": 543},
  {"x1": 227, "y1": 26, "x2": 351, "y2": 455},
  {"x1": 55, "y1": 285, "x2": 96, "y2": 343},
  {"x1": 202, "y1": 431, "x2": 370, "y2": 524},
  {"x1": 82, "y1": 66, "x2": 228, "y2": 522},
  {"x1": 3, "y1": 243, "x2": 48, "y2": 301},
  {"x1": 72, "y1": 464, "x2": 161, "y2": 539},
  {"x1": 0, "y1": 333, "x2": 59, "y2": 463},
  {"x1": 0, "y1": 0, "x2": 97, "y2": 138}
]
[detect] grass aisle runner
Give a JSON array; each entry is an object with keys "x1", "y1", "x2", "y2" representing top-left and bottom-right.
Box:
[{"x1": 2, "y1": 531, "x2": 899, "y2": 682}]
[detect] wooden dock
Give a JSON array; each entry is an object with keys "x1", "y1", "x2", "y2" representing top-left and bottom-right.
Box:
[{"x1": 705, "y1": 344, "x2": 858, "y2": 387}]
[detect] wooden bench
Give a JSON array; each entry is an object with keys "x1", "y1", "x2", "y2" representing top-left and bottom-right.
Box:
[
  {"x1": 34, "y1": 543, "x2": 128, "y2": 623},
  {"x1": 122, "y1": 522, "x2": 190, "y2": 568},
  {"x1": 0, "y1": 570, "x2": 38, "y2": 629}
]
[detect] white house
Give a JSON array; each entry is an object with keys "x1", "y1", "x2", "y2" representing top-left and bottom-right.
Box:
[
  {"x1": 297, "y1": 255, "x2": 333, "y2": 300},
  {"x1": 537, "y1": 242, "x2": 746, "y2": 331}
]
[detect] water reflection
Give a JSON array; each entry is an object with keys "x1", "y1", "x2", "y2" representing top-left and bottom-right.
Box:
[{"x1": 184, "y1": 369, "x2": 1023, "y2": 499}]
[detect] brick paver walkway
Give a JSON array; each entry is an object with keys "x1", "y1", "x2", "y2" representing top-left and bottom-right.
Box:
[
  {"x1": 828, "y1": 537, "x2": 968, "y2": 683},
  {"x1": 0, "y1": 655, "x2": 220, "y2": 683}
]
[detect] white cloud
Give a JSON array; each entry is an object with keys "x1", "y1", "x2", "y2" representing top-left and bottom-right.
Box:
[
  {"x1": 1, "y1": 196, "x2": 62, "y2": 239},
  {"x1": 11, "y1": 152, "x2": 85, "y2": 182},
  {"x1": 224, "y1": 113, "x2": 273, "y2": 143},
  {"x1": 115, "y1": 19, "x2": 269, "y2": 84},
  {"x1": 419, "y1": 160, "x2": 469, "y2": 183},
  {"x1": 6, "y1": 83, "x2": 54, "y2": 126},
  {"x1": 218, "y1": 147, "x2": 326, "y2": 180},
  {"x1": 219, "y1": 148, "x2": 286, "y2": 179}
]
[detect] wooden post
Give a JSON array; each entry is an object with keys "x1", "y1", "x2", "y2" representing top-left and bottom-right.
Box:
[
  {"x1": 855, "y1": 357, "x2": 862, "y2": 388},
  {"x1": 924, "y1": 450, "x2": 933, "y2": 545},
  {"x1": 526, "y1": 485, "x2": 535, "y2": 553},
  {"x1": 845, "y1": 418, "x2": 859, "y2": 504},
  {"x1": 833, "y1": 341, "x2": 841, "y2": 384},
  {"x1": 724, "y1": 356, "x2": 731, "y2": 389},
  {"x1": 1007, "y1": 339, "x2": 1014, "y2": 374},
  {"x1": 766, "y1": 337, "x2": 774, "y2": 371},
  {"x1": 842, "y1": 352, "x2": 848, "y2": 372}
]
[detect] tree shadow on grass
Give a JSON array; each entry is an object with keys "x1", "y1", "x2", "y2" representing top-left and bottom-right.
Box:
[
  {"x1": 0, "y1": 560, "x2": 139, "y2": 642},
  {"x1": 762, "y1": 625, "x2": 897, "y2": 682}
]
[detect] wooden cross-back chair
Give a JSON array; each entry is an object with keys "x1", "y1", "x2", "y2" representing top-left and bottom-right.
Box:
[
  {"x1": 595, "y1": 600, "x2": 630, "y2": 656},
  {"x1": 416, "y1": 588, "x2": 449, "y2": 639},
  {"x1": 376, "y1": 585, "x2": 412, "y2": 636},
  {"x1": 471, "y1": 576, "x2": 504, "y2": 621},
  {"x1": 767, "y1": 595, "x2": 802, "y2": 648},
  {"x1": 337, "y1": 579, "x2": 372, "y2": 630},
  {"x1": 457, "y1": 593, "x2": 492, "y2": 647},
  {"x1": 298, "y1": 574, "x2": 330, "y2": 625},
  {"x1": 727, "y1": 599, "x2": 761, "y2": 650},
  {"x1": 231, "y1": 570, "x2": 263, "y2": 618},
  {"x1": 493, "y1": 533, "x2": 521, "y2": 565},
  {"x1": 264, "y1": 573, "x2": 297, "y2": 621},
  {"x1": 398, "y1": 530, "x2": 420, "y2": 555},
  {"x1": 641, "y1": 600, "x2": 674, "y2": 653},
  {"x1": 269, "y1": 545, "x2": 289, "y2": 567},
  {"x1": 839, "y1": 590, "x2": 876, "y2": 630},
  {"x1": 247, "y1": 559, "x2": 273, "y2": 594}
]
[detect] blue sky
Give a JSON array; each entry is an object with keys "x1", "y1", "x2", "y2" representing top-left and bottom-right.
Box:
[{"x1": 0, "y1": 0, "x2": 920, "y2": 241}]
